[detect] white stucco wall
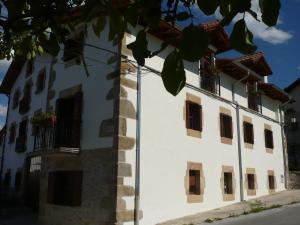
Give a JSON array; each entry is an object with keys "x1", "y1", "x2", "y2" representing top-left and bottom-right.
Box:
[
  {"x1": 123, "y1": 28, "x2": 286, "y2": 225},
  {"x1": 2, "y1": 22, "x2": 119, "y2": 186}
]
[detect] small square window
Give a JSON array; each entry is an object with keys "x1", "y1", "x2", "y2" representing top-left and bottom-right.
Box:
[
  {"x1": 220, "y1": 114, "x2": 233, "y2": 139},
  {"x1": 36, "y1": 68, "x2": 46, "y2": 94},
  {"x1": 268, "y1": 175, "x2": 275, "y2": 190},
  {"x1": 47, "y1": 171, "x2": 83, "y2": 206},
  {"x1": 9, "y1": 123, "x2": 16, "y2": 143},
  {"x1": 26, "y1": 60, "x2": 34, "y2": 77},
  {"x1": 189, "y1": 170, "x2": 201, "y2": 195},
  {"x1": 186, "y1": 101, "x2": 202, "y2": 131},
  {"x1": 247, "y1": 174, "x2": 255, "y2": 190},
  {"x1": 224, "y1": 172, "x2": 233, "y2": 194},
  {"x1": 265, "y1": 129, "x2": 274, "y2": 149},
  {"x1": 244, "y1": 122, "x2": 254, "y2": 144}
]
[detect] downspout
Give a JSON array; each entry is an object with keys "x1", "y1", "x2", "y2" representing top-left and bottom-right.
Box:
[
  {"x1": 279, "y1": 97, "x2": 293, "y2": 189},
  {"x1": 0, "y1": 94, "x2": 10, "y2": 197},
  {"x1": 231, "y1": 71, "x2": 250, "y2": 202},
  {"x1": 134, "y1": 65, "x2": 142, "y2": 225}
]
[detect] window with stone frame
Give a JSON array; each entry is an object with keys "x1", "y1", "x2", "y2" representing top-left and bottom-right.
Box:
[
  {"x1": 63, "y1": 32, "x2": 84, "y2": 64},
  {"x1": 224, "y1": 172, "x2": 233, "y2": 194},
  {"x1": 220, "y1": 114, "x2": 233, "y2": 139},
  {"x1": 35, "y1": 67, "x2": 46, "y2": 94},
  {"x1": 268, "y1": 175, "x2": 275, "y2": 190},
  {"x1": 15, "y1": 119, "x2": 28, "y2": 153},
  {"x1": 12, "y1": 88, "x2": 21, "y2": 109},
  {"x1": 19, "y1": 80, "x2": 32, "y2": 114},
  {"x1": 247, "y1": 174, "x2": 255, "y2": 190},
  {"x1": 4, "y1": 170, "x2": 11, "y2": 187},
  {"x1": 9, "y1": 123, "x2": 16, "y2": 143},
  {"x1": 189, "y1": 170, "x2": 201, "y2": 195},
  {"x1": 243, "y1": 122, "x2": 254, "y2": 144},
  {"x1": 15, "y1": 171, "x2": 22, "y2": 190},
  {"x1": 26, "y1": 59, "x2": 34, "y2": 77},
  {"x1": 264, "y1": 129, "x2": 274, "y2": 149},
  {"x1": 47, "y1": 171, "x2": 83, "y2": 206},
  {"x1": 186, "y1": 101, "x2": 202, "y2": 131}
]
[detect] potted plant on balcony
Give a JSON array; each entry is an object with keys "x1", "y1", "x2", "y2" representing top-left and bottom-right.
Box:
[{"x1": 31, "y1": 111, "x2": 56, "y2": 127}]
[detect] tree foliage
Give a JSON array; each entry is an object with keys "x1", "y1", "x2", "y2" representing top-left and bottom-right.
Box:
[{"x1": 0, "y1": 0, "x2": 281, "y2": 96}]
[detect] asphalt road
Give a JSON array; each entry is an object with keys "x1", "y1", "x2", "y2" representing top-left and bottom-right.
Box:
[{"x1": 203, "y1": 203, "x2": 300, "y2": 225}]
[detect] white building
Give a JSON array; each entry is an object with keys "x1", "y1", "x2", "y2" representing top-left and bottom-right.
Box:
[{"x1": 0, "y1": 20, "x2": 290, "y2": 225}]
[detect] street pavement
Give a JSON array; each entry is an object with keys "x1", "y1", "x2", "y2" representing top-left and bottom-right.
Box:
[{"x1": 203, "y1": 203, "x2": 300, "y2": 225}]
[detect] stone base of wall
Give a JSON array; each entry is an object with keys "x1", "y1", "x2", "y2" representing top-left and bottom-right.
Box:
[
  {"x1": 39, "y1": 148, "x2": 119, "y2": 225},
  {"x1": 289, "y1": 172, "x2": 300, "y2": 189}
]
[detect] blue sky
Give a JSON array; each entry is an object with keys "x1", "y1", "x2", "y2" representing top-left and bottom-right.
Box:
[{"x1": 0, "y1": 0, "x2": 299, "y2": 127}]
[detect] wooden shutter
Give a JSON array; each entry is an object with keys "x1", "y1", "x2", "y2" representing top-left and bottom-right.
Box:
[
  {"x1": 71, "y1": 171, "x2": 83, "y2": 206},
  {"x1": 72, "y1": 92, "x2": 83, "y2": 148},
  {"x1": 220, "y1": 114, "x2": 225, "y2": 137},
  {"x1": 229, "y1": 116, "x2": 233, "y2": 139},
  {"x1": 199, "y1": 105, "x2": 203, "y2": 131},
  {"x1": 47, "y1": 172, "x2": 55, "y2": 204},
  {"x1": 265, "y1": 129, "x2": 274, "y2": 149},
  {"x1": 186, "y1": 101, "x2": 191, "y2": 129}
]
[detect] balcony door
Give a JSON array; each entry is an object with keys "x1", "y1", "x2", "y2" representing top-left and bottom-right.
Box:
[{"x1": 55, "y1": 92, "x2": 82, "y2": 148}]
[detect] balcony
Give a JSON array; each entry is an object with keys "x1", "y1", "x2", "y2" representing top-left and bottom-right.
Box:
[
  {"x1": 248, "y1": 93, "x2": 262, "y2": 113},
  {"x1": 15, "y1": 136, "x2": 27, "y2": 153},
  {"x1": 33, "y1": 119, "x2": 81, "y2": 154},
  {"x1": 200, "y1": 74, "x2": 220, "y2": 95}
]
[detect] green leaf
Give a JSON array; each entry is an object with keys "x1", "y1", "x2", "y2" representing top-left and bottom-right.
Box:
[
  {"x1": 230, "y1": 19, "x2": 257, "y2": 54},
  {"x1": 247, "y1": 9, "x2": 260, "y2": 22},
  {"x1": 220, "y1": 0, "x2": 232, "y2": 17},
  {"x1": 125, "y1": 5, "x2": 139, "y2": 27},
  {"x1": 197, "y1": 0, "x2": 220, "y2": 15},
  {"x1": 176, "y1": 12, "x2": 190, "y2": 21},
  {"x1": 161, "y1": 50, "x2": 186, "y2": 96},
  {"x1": 109, "y1": 10, "x2": 125, "y2": 41},
  {"x1": 39, "y1": 33, "x2": 60, "y2": 56},
  {"x1": 179, "y1": 25, "x2": 210, "y2": 62},
  {"x1": 127, "y1": 30, "x2": 150, "y2": 66},
  {"x1": 93, "y1": 15, "x2": 106, "y2": 38},
  {"x1": 259, "y1": 0, "x2": 281, "y2": 27}
]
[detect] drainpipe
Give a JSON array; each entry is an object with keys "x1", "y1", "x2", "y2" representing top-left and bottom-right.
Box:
[
  {"x1": 279, "y1": 97, "x2": 293, "y2": 189},
  {"x1": 134, "y1": 65, "x2": 142, "y2": 225},
  {"x1": 231, "y1": 71, "x2": 250, "y2": 202}
]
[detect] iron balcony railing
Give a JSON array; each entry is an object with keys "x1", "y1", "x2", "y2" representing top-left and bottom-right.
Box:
[
  {"x1": 33, "y1": 119, "x2": 81, "y2": 151},
  {"x1": 200, "y1": 73, "x2": 220, "y2": 95}
]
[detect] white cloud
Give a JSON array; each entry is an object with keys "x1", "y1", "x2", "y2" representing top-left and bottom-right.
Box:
[
  {"x1": 297, "y1": 66, "x2": 300, "y2": 70},
  {"x1": 218, "y1": 0, "x2": 293, "y2": 45},
  {"x1": 0, "y1": 105, "x2": 7, "y2": 117}
]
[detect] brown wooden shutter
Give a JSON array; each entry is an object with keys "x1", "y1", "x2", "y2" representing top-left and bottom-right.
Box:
[
  {"x1": 47, "y1": 172, "x2": 55, "y2": 204},
  {"x1": 199, "y1": 105, "x2": 203, "y2": 131},
  {"x1": 229, "y1": 116, "x2": 233, "y2": 139},
  {"x1": 186, "y1": 101, "x2": 190, "y2": 129},
  {"x1": 73, "y1": 92, "x2": 83, "y2": 148},
  {"x1": 220, "y1": 114, "x2": 225, "y2": 137},
  {"x1": 71, "y1": 171, "x2": 83, "y2": 206}
]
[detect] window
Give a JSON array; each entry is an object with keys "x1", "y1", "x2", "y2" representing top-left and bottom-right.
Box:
[
  {"x1": 12, "y1": 89, "x2": 21, "y2": 109},
  {"x1": 189, "y1": 170, "x2": 201, "y2": 195},
  {"x1": 19, "y1": 81, "x2": 32, "y2": 114},
  {"x1": 9, "y1": 123, "x2": 16, "y2": 143},
  {"x1": 200, "y1": 57, "x2": 220, "y2": 95},
  {"x1": 264, "y1": 129, "x2": 274, "y2": 149},
  {"x1": 26, "y1": 60, "x2": 34, "y2": 77},
  {"x1": 186, "y1": 101, "x2": 202, "y2": 131},
  {"x1": 47, "y1": 171, "x2": 83, "y2": 206},
  {"x1": 63, "y1": 32, "x2": 84, "y2": 63},
  {"x1": 4, "y1": 170, "x2": 11, "y2": 187},
  {"x1": 268, "y1": 175, "x2": 275, "y2": 190},
  {"x1": 220, "y1": 114, "x2": 233, "y2": 139},
  {"x1": 15, "y1": 171, "x2": 22, "y2": 190},
  {"x1": 36, "y1": 68, "x2": 46, "y2": 94},
  {"x1": 247, "y1": 84, "x2": 262, "y2": 113},
  {"x1": 15, "y1": 119, "x2": 28, "y2": 153},
  {"x1": 247, "y1": 174, "x2": 255, "y2": 190},
  {"x1": 224, "y1": 172, "x2": 233, "y2": 194},
  {"x1": 243, "y1": 122, "x2": 254, "y2": 144}
]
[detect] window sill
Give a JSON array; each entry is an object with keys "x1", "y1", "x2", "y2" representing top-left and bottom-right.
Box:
[
  {"x1": 187, "y1": 194, "x2": 203, "y2": 203},
  {"x1": 186, "y1": 129, "x2": 202, "y2": 138},
  {"x1": 244, "y1": 143, "x2": 254, "y2": 149},
  {"x1": 268, "y1": 189, "x2": 276, "y2": 194},
  {"x1": 223, "y1": 193, "x2": 235, "y2": 201},
  {"x1": 221, "y1": 137, "x2": 232, "y2": 145},
  {"x1": 247, "y1": 189, "x2": 256, "y2": 196},
  {"x1": 266, "y1": 148, "x2": 274, "y2": 154}
]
